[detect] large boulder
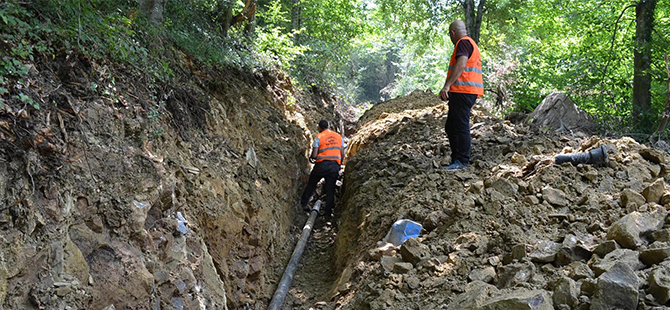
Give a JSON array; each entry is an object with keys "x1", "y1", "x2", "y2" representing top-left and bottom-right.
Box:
[{"x1": 528, "y1": 92, "x2": 596, "y2": 133}]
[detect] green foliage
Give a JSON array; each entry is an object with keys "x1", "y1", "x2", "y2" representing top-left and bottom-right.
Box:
[
  {"x1": 255, "y1": 0, "x2": 308, "y2": 67},
  {"x1": 289, "y1": 0, "x2": 367, "y2": 89},
  {"x1": 0, "y1": 1, "x2": 40, "y2": 77},
  {"x1": 164, "y1": 0, "x2": 255, "y2": 69},
  {"x1": 1, "y1": 0, "x2": 667, "y2": 135},
  {"x1": 364, "y1": 0, "x2": 669, "y2": 133},
  {"x1": 0, "y1": 77, "x2": 7, "y2": 95},
  {"x1": 16, "y1": 93, "x2": 38, "y2": 110},
  {"x1": 26, "y1": 0, "x2": 148, "y2": 63}
]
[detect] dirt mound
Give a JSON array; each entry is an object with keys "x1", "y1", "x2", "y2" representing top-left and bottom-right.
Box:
[
  {"x1": 321, "y1": 89, "x2": 670, "y2": 309},
  {"x1": 529, "y1": 92, "x2": 597, "y2": 134},
  {"x1": 0, "y1": 50, "x2": 342, "y2": 309}
]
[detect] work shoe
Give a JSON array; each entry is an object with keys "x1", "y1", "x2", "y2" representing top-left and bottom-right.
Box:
[{"x1": 444, "y1": 160, "x2": 468, "y2": 171}]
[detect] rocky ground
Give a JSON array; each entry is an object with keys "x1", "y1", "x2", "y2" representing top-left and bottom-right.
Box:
[
  {"x1": 0, "y1": 49, "x2": 348, "y2": 309},
  {"x1": 3, "y1": 43, "x2": 670, "y2": 310},
  {"x1": 286, "y1": 90, "x2": 670, "y2": 310}
]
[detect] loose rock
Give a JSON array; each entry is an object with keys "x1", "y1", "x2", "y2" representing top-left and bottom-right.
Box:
[
  {"x1": 591, "y1": 249, "x2": 644, "y2": 277},
  {"x1": 399, "y1": 238, "x2": 430, "y2": 266},
  {"x1": 640, "y1": 241, "x2": 670, "y2": 266},
  {"x1": 642, "y1": 178, "x2": 666, "y2": 204},
  {"x1": 590, "y1": 262, "x2": 639, "y2": 310},
  {"x1": 393, "y1": 262, "x2": 414, "y2": 274},
  {"x1": 447, "y1": 281, "x2": 499, "y2": 310},
  {"x1": 529, "y1": 240, "x2": 561, "y2": 263},
  {"x1": 469, "y1": 267, "x2": 496, "y2": 283},
  {"x1": 606, "y1": 210, "x2": 666, "y2": 249},
  {"x1": 648, "y1": 265, "x2": 670, "y2": 304},
  {"x1": 592, "y1": 240, "x2": 619, "y2": 258},
  {"x1": 481, "y1": 289, "x2": 554, "y2": 310},
  {"x1": 620, "y1": 189, "x2": 646, "y2": 208},
  {"x1": 542, "y1": 186, "x2": 569, "y2": 207},
  {"x1": 552, "y1": 277, "x2": 578, "y2": 308}
]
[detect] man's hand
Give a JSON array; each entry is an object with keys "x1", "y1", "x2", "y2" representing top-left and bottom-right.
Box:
[
  {"x1": 439, "y1": 86, "x2": 450, "y2": 101},
  {"x1": 309, "y1": 157, "x2": 316, "y2": 164}
]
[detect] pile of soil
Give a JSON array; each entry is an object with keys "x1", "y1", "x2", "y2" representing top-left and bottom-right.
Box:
[{"x1": 297, "y1": 90, "x2": 670, "y2": 310}]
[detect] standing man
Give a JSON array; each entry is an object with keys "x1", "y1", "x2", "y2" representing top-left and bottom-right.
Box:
[
  {"x1": 300, "y1": 120, "x2": 344, "y2": 221},
  {"x1": 439, "y1": 20, "x2": 484, "y2": 171}
]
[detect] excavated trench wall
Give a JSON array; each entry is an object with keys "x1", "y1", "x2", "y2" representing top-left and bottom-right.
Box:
[{"x1": 0, "y1": 53, "x2": 339, "y2": 309}]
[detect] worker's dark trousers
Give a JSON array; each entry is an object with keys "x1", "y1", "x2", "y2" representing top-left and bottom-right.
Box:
[
  {"x1": 301, "y1": 160, "x2": 339, "y2": 217},
  {"x1": 445, "y1": 92, "x2": 477, "y2": 165}
]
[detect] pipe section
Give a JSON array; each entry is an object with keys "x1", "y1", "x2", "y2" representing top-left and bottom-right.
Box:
[
  {"x1": 268, "y1": 200, "x2": 322, "y2": 310},
  {"x1": 555, "y1": 145, "x2": 608, "y2": 166}
]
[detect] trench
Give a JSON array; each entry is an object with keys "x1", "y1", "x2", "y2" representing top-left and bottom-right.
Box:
[{"x1": 270, "y1": 176, "x2": 346, "y2": 310}]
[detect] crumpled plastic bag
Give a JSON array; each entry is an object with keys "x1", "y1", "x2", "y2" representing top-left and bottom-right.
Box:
[{"x1": 385, "y1": 219, "x2": 422, "y2": 246}]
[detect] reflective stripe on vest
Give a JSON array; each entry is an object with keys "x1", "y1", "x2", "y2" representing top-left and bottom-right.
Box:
[
  {"x1": 447, "y1": 36, "x2": 484, "y2": 97},
  {"x1": 316, "y1": 129, "x2": 343, "y2": 165}
]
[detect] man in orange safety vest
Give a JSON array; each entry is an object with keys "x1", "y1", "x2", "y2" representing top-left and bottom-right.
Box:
[
  {"x1": 439, "y1": 20, "x2": 484, "y2": 171},
  {"x1": 300, "y1": 120, "x2": 344, "y2": 221}
]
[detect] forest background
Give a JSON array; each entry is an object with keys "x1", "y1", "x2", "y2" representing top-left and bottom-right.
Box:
[{"x1": 1, "y1": 0, "x2": 669, "y2": 135}]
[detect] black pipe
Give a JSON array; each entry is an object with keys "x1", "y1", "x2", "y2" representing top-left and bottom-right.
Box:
[
  {"x1": 555, "y1": 145, "x2": 608, "y2": 166},
  {"x1": 268, "y1": 200, "x2": 322, "y2": 310}
]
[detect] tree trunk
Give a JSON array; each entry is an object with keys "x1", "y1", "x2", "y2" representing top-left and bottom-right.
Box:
[
  {"x1": 218, "y1": 0, "x2": 233, "y2": 37},
  {"x1": 650, "y1": 53, "x2": 670, "y2": 144},
  {"x1": 244, "y1": 13, "x2": 256, "y2": 37},
  {"x1": 460, "y1": 0, "x2": 486, "y2": 44},
  {"x1": 138, "y1": 0, "x2": 165, "y2": 25},
  {"x1": 291, "y1": 0, "x2": 302, "y2": 44},
  {"x1": 223, "y1": 7, "x2": 233, "y2": 37},
  {"x1": 632, "y1": 0, "x2": 657, "y2": 123},
  {"x1": 230, "y1": 0, "x2": 257, "y2": 36}
]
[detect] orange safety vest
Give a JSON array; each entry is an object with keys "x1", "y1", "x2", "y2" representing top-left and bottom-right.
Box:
[
  {"x1": 447, "y1": 36, "x2": 484, "y2": 97},
  {"x1": 315, "y1": 129, "x2": 343, "y2": 165}
]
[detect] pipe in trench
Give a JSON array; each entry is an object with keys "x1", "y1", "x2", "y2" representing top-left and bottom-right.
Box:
[{"x1": 267, "y1": 200, "x2": 322, "y2": 310}]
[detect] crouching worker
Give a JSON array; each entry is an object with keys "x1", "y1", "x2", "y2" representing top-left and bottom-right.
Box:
[{"x1": 300, "y1": 119, "x2": 344, "y2": 221}]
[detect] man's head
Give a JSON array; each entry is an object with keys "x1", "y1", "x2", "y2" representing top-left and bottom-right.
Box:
[
  {"x1": 318, "y1": 119, "x2": 329, "y2": 131},
  {"x1": 449, "y1": 20, "x2": 467, "y2": 44}
]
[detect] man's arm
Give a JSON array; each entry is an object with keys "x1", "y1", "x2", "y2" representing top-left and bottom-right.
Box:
[
  {"x1": 439, "y1": 55, "x2": 468, "y2": 101},
  {"x1": 310, "y1": 147, "x2": 318, "y2": 160}
]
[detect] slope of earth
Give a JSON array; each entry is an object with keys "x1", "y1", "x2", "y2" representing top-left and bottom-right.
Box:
[
  {"x1": 0, "y1": 50, "x2": 344, "y2": 309},
  {"x1": 327, "y1": 90, "x2": 670, "y2": 309}
]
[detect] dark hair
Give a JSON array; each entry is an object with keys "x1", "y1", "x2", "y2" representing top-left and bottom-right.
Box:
[{"x1": 318, "y1": 119, "x2": 329, "y2": 130}]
